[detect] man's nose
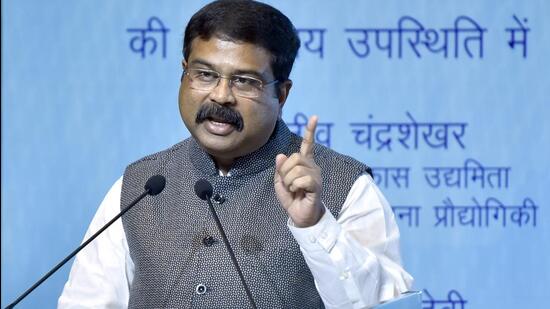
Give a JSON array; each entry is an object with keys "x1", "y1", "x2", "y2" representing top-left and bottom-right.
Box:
[{"x1": 209, "y1": 77, "x2": 236, "y2": 105}]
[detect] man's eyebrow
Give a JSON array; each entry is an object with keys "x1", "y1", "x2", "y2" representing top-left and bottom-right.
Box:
[
  {"x1": 188, "y1": 59, "x2": 214, "y2": 68},
  {"x1": 189, "y1": 59, "x2": 267, "y2": 79}
]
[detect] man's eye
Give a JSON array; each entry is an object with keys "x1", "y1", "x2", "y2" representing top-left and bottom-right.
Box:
[
  {"x1": 233, "y1": 76, "x2": 260, "y2": 87},
  {"x1": 194, "y1": 70, "x2": 217, "y2": 81}
]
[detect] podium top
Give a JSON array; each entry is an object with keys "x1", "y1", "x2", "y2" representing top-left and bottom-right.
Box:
[{"x1": 374, "y1": 291, "x2": 423, "y2": 309}]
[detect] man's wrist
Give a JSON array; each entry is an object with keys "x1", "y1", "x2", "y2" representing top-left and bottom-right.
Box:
[
  {"x1": 288, "y1": 203, "x2": 340, "y2": 253},
  {"x1": 292, "y1": 203, "x2": 325, "y2": 228}
]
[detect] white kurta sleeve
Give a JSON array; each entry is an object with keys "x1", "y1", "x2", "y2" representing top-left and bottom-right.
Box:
[
  {"x1": 58, "y1": 177, "x2": 133, "y2": 309},
  {"x1": 288, "y1": 174, "x2": 414, "y2": 309}
]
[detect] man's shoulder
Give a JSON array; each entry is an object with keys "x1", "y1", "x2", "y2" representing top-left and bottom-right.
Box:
[
  {"x1": 310, "y1": 141, "x2": 372, "y2": 176},
  {"x1": 286, "y1": 131, "x2": 372, "y2": 176}
]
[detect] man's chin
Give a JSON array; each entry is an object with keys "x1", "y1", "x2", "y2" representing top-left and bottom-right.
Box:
[{"x1": 195, "y1": 133, "x2": 240, "y2": 156}]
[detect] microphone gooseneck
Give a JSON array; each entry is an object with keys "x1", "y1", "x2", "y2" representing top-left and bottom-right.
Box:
[
  {"x1": 5, "y1": 175, "x2": 166, "y2": 309},
  {"x1": 194, "y1": 179, "x2": 258, "y2": 309}
]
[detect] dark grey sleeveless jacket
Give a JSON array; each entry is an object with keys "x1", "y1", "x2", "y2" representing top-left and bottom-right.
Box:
[{"x1": 120, "y1": 120, "x2": 370, "y2": 309}]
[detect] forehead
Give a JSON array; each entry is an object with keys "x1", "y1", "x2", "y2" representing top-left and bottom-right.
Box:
[{"x1": 188, "y1": 37, "x2": 274, "y2": 76}]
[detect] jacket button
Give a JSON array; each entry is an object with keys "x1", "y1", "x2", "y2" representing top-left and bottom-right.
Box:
[
  {"x1": 202, "y1": 236, "x2": 216, "y2": 247},
  {"x1": 195, "y1": 283, "x2": 207, "y2": 295},
  {"x1": 212, "y1": 193, "x2": 225, "y2": 204}
]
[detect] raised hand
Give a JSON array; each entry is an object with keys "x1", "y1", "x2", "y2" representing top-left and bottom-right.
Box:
[{"x1": 274, "y1": 115, "x2": 324, "y2": 227}]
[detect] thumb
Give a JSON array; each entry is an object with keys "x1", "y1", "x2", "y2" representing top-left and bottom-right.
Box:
[
  {"x1": 274, "y1": 154, "x2": 292, "y2": 208},
  {"x1": 274, "y1": 154, "x2": 288, "y2": 185},
  {"x1": 275, "y1": 153, "x2": 287, "y2": 172}
]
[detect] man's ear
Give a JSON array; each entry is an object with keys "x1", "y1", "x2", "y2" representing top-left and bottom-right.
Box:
[
  {"x1": 277, "y1": 80, "x2": 293, "y2": 108},
  {"x1": 180, "y1": 60, "x2": 187, "y2": 82}
]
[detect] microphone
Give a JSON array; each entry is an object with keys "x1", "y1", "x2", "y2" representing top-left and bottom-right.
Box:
[
  {"x1": 145, "y1": 174, "x2": 166, "y2": 196},
  {"x1": 194, "y1": 179, "x2": 258, "y2": 309},
  {"x1": 194, "y1": 178, "x2": 213, "y2": 200},
  {"x1": 5, "y1": 175, "x2": 166, "y2": 309}
]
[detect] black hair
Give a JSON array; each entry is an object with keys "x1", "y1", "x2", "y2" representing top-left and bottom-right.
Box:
[{"x1": 183, "y1": 0, "x2": 300, "y2": 82}]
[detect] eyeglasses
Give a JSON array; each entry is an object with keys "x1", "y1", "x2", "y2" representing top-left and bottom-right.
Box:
[{"x1": 183, "y1": 68, "x2": 278, "y2": 98}]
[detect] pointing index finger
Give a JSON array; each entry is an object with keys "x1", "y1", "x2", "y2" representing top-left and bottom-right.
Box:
[{"x1": 300, "y1": 115, "x2": 318, "y2": 157}]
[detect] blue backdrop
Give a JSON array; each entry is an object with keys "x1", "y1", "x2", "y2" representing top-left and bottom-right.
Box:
[{"x1": 2, "y1": 1, "x2": 549, "y2": 308}]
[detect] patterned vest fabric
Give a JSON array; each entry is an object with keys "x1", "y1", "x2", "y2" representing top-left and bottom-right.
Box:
[{"x1": 120, "y1": 120, "x2": 370, "y2": 309}]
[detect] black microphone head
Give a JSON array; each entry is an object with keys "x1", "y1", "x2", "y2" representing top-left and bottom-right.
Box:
[
  {"x1": 194, "y1": 179, "x2": 213, "y2": 200},
  {"x1": 144, "y1": 175, "x2": 166, "y2": 196}
]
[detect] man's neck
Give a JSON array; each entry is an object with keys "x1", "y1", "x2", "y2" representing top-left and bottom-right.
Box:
[{"x1": 214, "y1": 157, "x2": 234, "y2": 176}]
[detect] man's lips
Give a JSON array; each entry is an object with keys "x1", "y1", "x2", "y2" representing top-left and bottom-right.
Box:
[{"x1": 203, "y1": 119, "x2": 236, "y2": 136}]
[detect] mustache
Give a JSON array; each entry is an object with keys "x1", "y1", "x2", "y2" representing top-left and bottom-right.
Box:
[{"x1": 195, "y1": 103, "x2": 244, "y2": 132}]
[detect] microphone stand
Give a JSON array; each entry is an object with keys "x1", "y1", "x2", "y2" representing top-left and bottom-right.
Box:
[
  {"x1": 204, "y1": 193, "x2": 258, "y2": 309},
  {"x1": 5, "y1": 189, "x2": 151, "y2": 309}
]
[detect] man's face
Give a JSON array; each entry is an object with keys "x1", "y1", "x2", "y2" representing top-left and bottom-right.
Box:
[{"x1": 179, "y1": 37, "x2": 289, "y2": 163}]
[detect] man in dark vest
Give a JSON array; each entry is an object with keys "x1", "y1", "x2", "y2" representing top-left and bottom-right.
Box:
[{"x1": 59, "y1": 1, "x2": 413, "y2": 308}]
